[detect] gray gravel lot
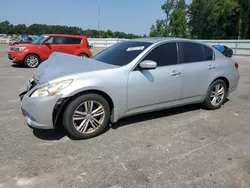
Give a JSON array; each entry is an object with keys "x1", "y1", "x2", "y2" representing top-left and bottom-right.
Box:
[{"x1": 0, "y1": 45, "x2": 250, "y2": 188}]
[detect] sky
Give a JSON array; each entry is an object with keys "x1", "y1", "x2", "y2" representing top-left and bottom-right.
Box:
[{"x1": 1, "y1": 0, "x2": 192, "y2": 35}]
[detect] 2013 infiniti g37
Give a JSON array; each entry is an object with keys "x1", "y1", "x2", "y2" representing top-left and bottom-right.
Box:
[{"x1": 19, "y1": 38, "x2": 240, "y2": 139}]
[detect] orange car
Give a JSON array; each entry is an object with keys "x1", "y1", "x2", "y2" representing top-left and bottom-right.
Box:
[{"x1": 8, "y1": 34, "x2": 92, "y2": 68}]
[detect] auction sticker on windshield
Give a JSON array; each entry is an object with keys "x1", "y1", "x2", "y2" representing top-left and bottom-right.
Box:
[{"x1": 127, "y1": 46, "x2": 145, "y2": 51}]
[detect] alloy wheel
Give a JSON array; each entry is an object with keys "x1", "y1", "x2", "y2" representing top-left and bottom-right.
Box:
[
  {"x1": 72, "y1": 100, "x2": 105, "y2": 134},
  {"x1": 210, "y1": 83, "x2": 225, "y2": 106},
  {"x1": 26, "y1": 56, "x2": 39, "y2": 67},
  {"x1": 78, "y1": 54, "x2": 88, "y2": 58}
]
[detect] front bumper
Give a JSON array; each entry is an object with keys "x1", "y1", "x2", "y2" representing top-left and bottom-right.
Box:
[
  {"x1": 8, "y1": 51, "x2": 25, "y2": 62},
  {"x1": 20, "y1": 80, "x2": 62, "y2": 130},
  {"x1": 8, "y1": 52, "x2": 12, "y2": 60}
]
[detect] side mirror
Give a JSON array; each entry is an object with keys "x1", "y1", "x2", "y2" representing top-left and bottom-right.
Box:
[
  {"x1": 139, "y1": 60, "x2": 157, "y2": 70},
  {"x1": 44, "y1": 41, "x2": 50, "y2": 45}
]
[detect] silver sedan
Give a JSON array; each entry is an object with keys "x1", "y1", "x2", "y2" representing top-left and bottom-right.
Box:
[{"x1": 19, "y1": 38, "x2": 240, "y2": 139}]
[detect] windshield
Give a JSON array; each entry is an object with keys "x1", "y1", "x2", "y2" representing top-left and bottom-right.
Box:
[
  {"x1": 92, "y1": 41, "x2": 151, "y2": 66},
  {"x1": 32, "y1": 35, "x2": 49, "y2": 44}
]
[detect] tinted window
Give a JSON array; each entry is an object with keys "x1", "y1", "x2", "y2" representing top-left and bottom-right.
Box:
[
  {"x1": 180, "y1": 42, "x2": 204, "y2": 63},
  {"x1": 93, "y1": 41, "x2": 151, "y2": 66},
  {"x1": 67, "y1": 37, "x2": 82, "y2": 44},
  {"x1": 203, "y1": 45, "x2": 213, "y2": 60},
  {"x1": 47, "y1": 37, "x2": 66, "y2": 44},
  {"x1": 53, "y1": 37, "x2": 66, "y2": 44},
  {"x1": 142, "y1": 42, "x2": 178, "y2": 66}
]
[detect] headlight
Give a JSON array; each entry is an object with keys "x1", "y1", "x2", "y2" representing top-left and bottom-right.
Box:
[
  {"x1": 14, "y1": 47, "x2": 26, "y2": 52},
  {"x1": 31, "y1": 80, "x2": 72, "y2": 97}
]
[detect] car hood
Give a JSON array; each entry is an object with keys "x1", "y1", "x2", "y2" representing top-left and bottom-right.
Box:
[{"x1": 33, "y1": 52, "x2": 118, "y2": 83}]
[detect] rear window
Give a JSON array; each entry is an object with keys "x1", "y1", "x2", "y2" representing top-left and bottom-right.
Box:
[
  {"x1": 66, "y1": 37, "x2": 82, "y2": 44},
  {"x1": 93, "y1": 41, "x2": 151, "y2": 66}
]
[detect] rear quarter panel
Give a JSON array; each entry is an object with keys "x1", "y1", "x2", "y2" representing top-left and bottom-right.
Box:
[
  {"x1": 74, "y1": 46, "x2": 92, "y2": 57},
  {"x1": 76, "y1": 37, "x2": 92, "y2": 57},
  {"x1": 212, "y1": 51, "x2": 239, "y2": 92}
]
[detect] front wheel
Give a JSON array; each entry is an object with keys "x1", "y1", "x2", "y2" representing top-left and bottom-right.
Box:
[
  {"x1": 63, "y1": 94, "x2": 110, "y2": 139},
  {"x1": 24, "y1": 54, "x2": 40, "y2": 68},
  {"x1": 202, "y1": 79, "x2": 227, "y2": 110}
]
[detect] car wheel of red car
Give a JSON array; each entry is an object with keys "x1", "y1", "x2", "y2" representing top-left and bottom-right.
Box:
[
  {"x1": 78, "y1": 53, "x2": 88, "y2": 58},
  {"x1": 24, "y1": 54, "x2": 40, "y2": 68}
]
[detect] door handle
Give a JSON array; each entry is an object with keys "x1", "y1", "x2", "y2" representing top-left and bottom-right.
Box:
[
  {"x1": 208, "y1": 65, "x2": 216, "y2": 70},
  {"x1": 171, "y1": 70, "x2": 181, "y2": 76}
]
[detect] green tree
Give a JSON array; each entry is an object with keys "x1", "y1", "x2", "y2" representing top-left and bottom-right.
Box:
[
  {"x1": 0, "y1": 21, "x2": 142, "y2": 39},
  {"x1": 176, "y1": 0, "x2": 185, "y2": 9},
  {"x1": 188, "y1": 0, "x2": 239, "y2": 39},
  {"x1": 169, "y1": 0, "x2": 188, "y2": 37},
  {"x1": 150, "y1": 19, "x2": 166, "y2": 37},
  {"x1": 14, "y1": 24, "x2": 27, "y2": 34},
  {"x1": 161, "y1": 0, "x2": 175, "y2": 36},
  {"x1": 169, "y1": 8, "x2": 188, "y2": 37},
  {"x1": 150, "y1": 0, "x2": 188, "y2": 37},
  {"x1": 0, "y1": 21, "x2": 10, "y2": 34},
  {"x1": 103, "y1": 30, "x2": 114, "y2": 38}
]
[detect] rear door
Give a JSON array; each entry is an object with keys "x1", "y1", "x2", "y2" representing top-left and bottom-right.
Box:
[
  {"x1": 65, "y1": 37, "x2": 82, "y2": 55},
  {"x1": 178, "y1": 42, "x2": 215, "y2": 103}
]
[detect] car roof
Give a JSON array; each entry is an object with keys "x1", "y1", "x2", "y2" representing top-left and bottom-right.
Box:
[
  {"x1": 45, "y1": 34, "x2": 85, "y2": 38},
  {"x1": 130, "y1": 37, "x2": 205, "y2": 44}
]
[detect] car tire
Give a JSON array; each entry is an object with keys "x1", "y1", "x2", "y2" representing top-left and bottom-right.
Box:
[
  {"x1": 78, "y1": 53, "x2": 88, "y2": 58},
  {"x1": 24, "y1": 54, "x2": 40, "y2": 68},
  {"x1": 63, "y1": 94, "x2": 110, "y2": 139},
  {"x1": 202, "y1": 79, "x2": 227, "y2": 110}
]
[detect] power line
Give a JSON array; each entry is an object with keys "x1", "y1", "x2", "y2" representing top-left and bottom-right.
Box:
[{"x1": 98, "y1": 0, "x2": 101, "y2": 38}]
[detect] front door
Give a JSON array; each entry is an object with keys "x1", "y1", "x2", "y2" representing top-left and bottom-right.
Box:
[
  {"x1": 127, "y1": 42, "x2": 182, "y2": 114},
  {"x1": 38, "y1": 36, "x2": 67, "y2": 60},
  {"x1": 48, "y1": 36, "x2": 67, "y2": 54}
]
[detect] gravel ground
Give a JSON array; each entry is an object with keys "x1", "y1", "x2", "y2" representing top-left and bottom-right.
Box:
[{"x1": 0, "y1": 45, "x2": 250, "y2": 188}]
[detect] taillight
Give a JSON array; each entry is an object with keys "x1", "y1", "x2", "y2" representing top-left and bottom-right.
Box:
[{"x1": 234, "y1": 62, "x2": 239, "y2": 69}]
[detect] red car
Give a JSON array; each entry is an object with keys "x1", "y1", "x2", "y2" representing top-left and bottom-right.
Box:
[{"x1": 8, "y1": 34, "x2": 92, "y2": 68}]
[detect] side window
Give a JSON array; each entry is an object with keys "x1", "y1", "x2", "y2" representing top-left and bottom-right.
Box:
[
  {"x1": 142, "y1": 42, "x2": 178, "y2": 66},
  {"x1": 47, "y1": 37, "x2": 53, "y2": 43},
  {"x1": 48, "y1": 37, "x2": 66, "y2": 44},
  {"x1": 66, "y1": 37, "x2": 82, "y2": 44},
  {"x1": 53, "y1": 37, "x2": 66, "y2": 44},
  {"x1": 180, "y1": 42, "x2": 204, "y2": 63},
  {"x1": 203, "y1": 45, "x2": 213, "y2": 60}
]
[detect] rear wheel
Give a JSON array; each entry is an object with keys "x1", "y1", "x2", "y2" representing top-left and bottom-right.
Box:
[
  {"x1": 24, "y1": 54, "x2": 40, "y2": 68},
  {"x1": 63, "y1": 94, "x2": 110, "y2": 139},
  {"x1": 78, "y1": 53, "x2": 88, "y2": 58},
  {"x1": 202, "y1": 79, "x2": 227, "y2": 110}
]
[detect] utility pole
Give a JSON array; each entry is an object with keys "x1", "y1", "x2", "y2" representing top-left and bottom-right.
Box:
[{"x1": 98, "y1": 0, "x2": 101, "y2": 38}]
